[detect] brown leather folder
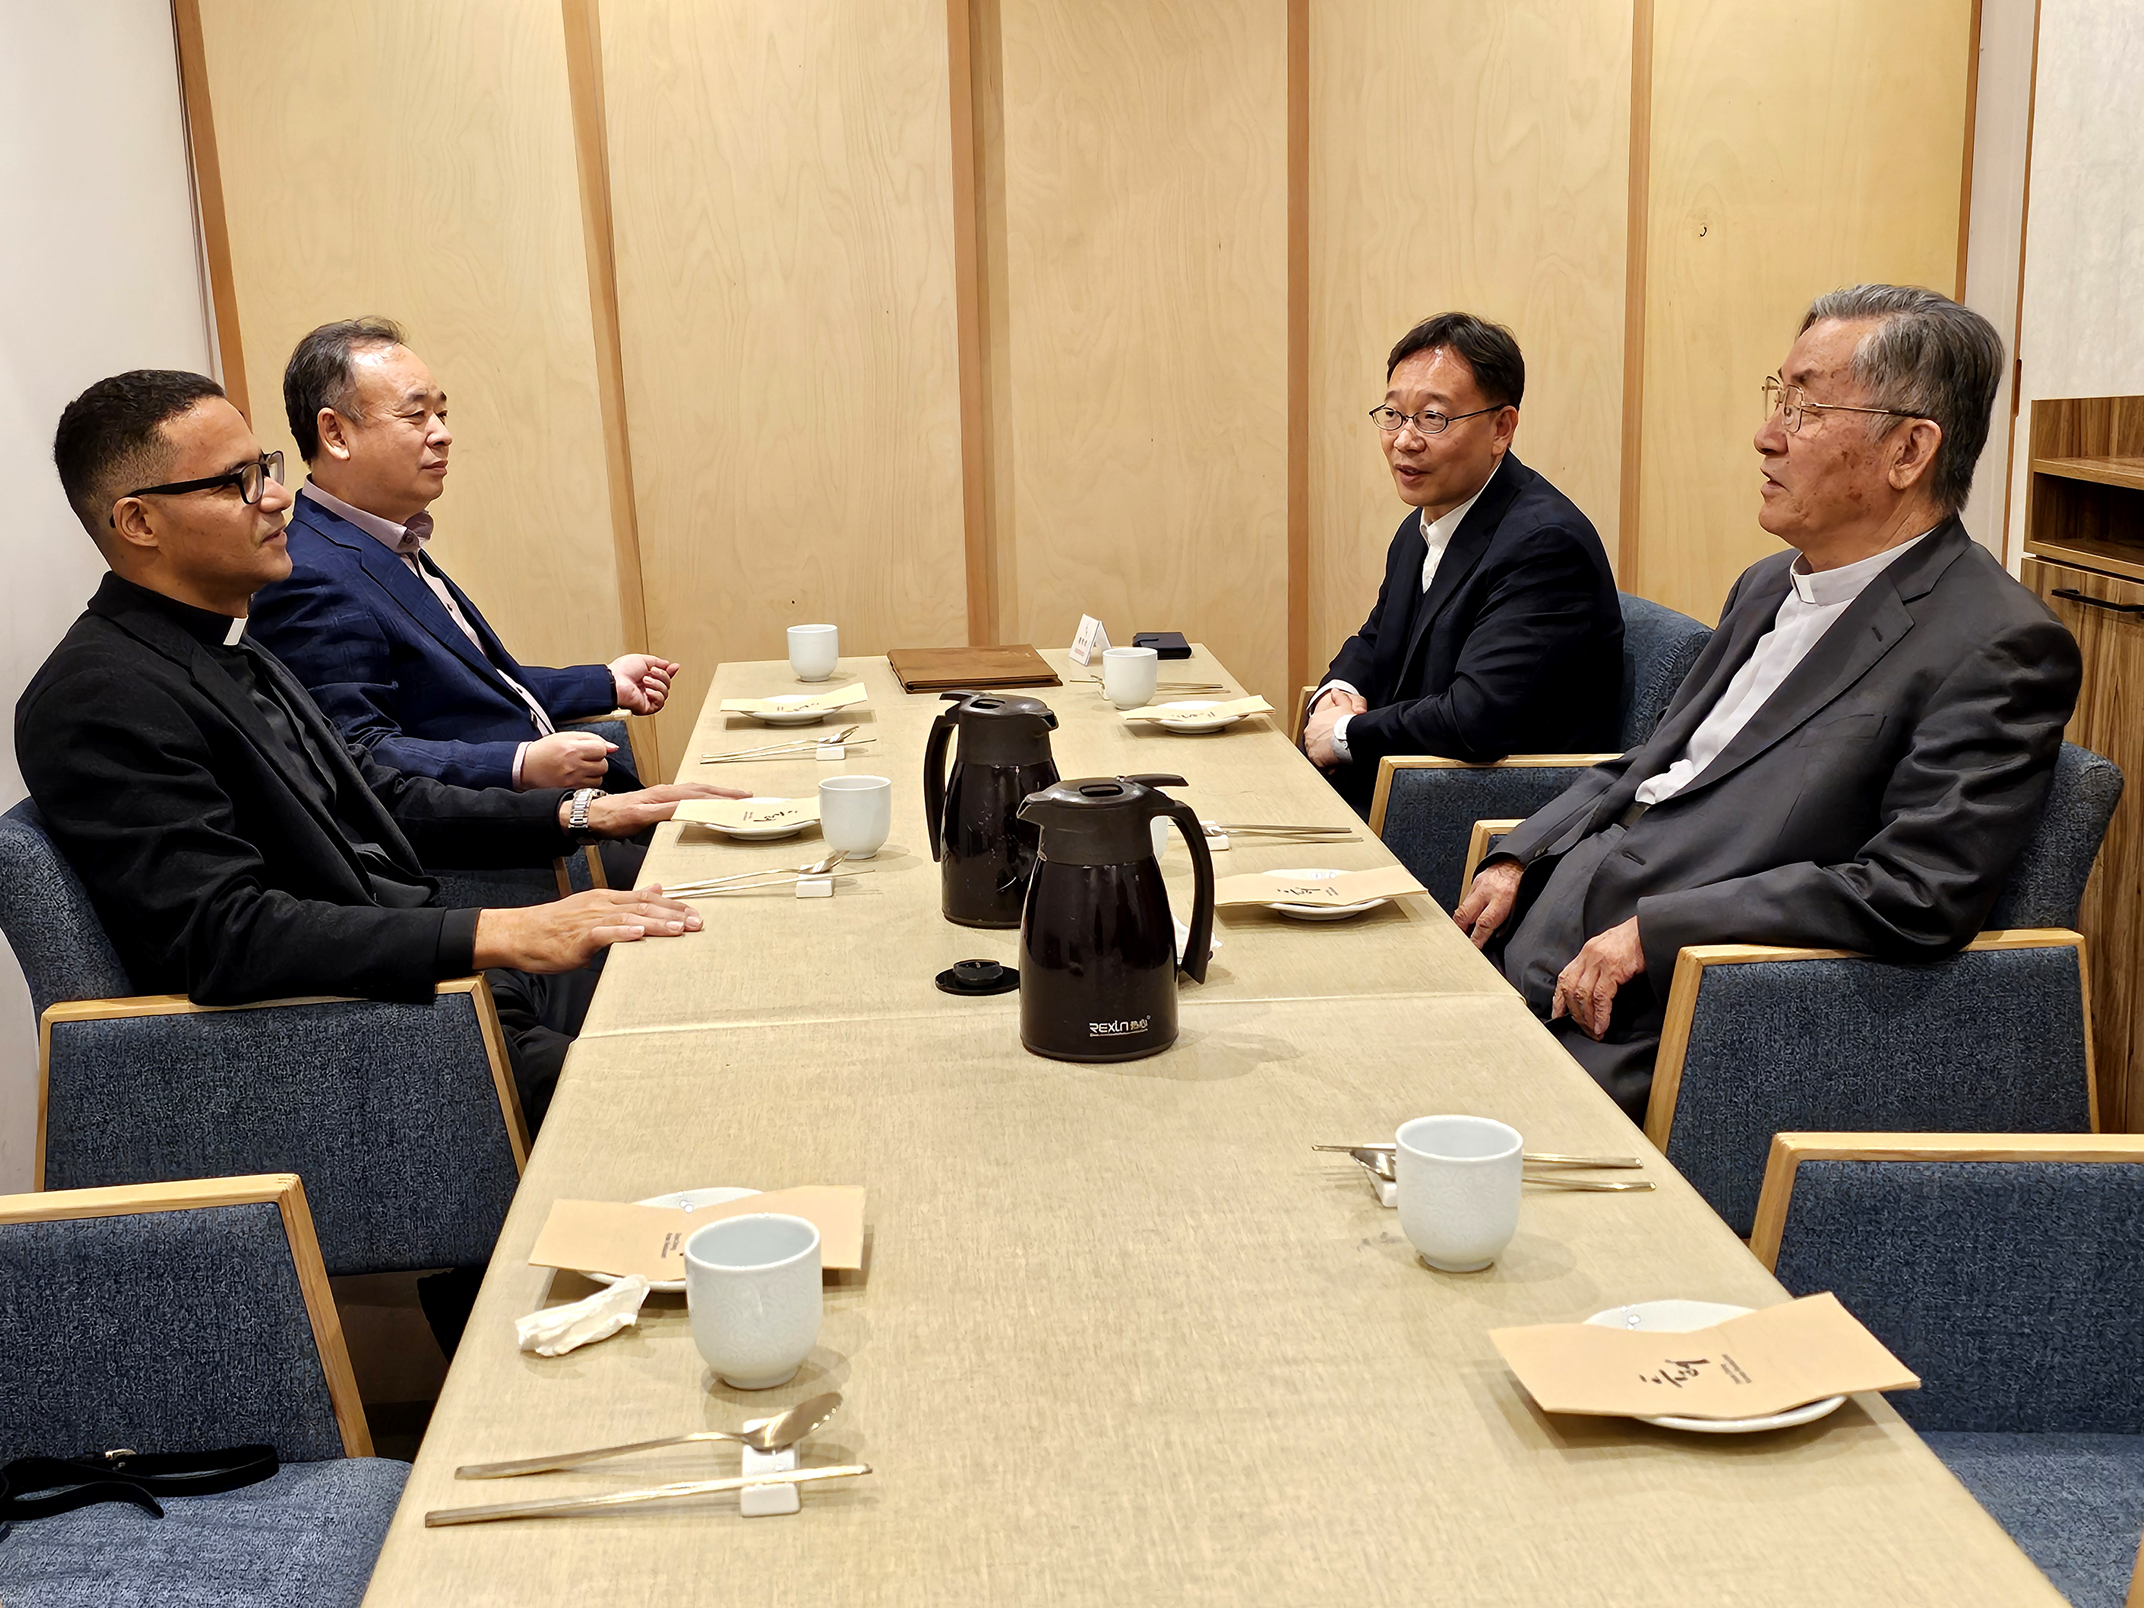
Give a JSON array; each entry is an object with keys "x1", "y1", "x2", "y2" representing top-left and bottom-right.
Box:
[{"x1": 886, "y1": 645, "x2": 1061, "y2": 692}]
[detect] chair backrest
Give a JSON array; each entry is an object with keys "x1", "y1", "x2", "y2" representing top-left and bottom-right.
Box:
[
  {"x1": 0, "y1": 800, "x2": 133, "y2": 1017},
  {"x1": 1660, "y1": 939, "x2": 2096, "y2": 1236},
  {"x1": 1615, "y1": 593, "x2": 1712, "y2": 750},
  {"x1": 1764, "y1": 1145, "x2": 2144, "y2": 1433},
  {"x1": 1984, "y1": 741, "x2": 2123, "y2": 929},
  {"x1": 0, "y1": 1176, "x2": 360, "y2": 1462}
]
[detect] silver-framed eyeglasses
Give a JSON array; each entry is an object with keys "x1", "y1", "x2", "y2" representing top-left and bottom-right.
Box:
[
  {"x1": 1761, "y1": 376, "x2": 1923, "y2": 434},
  {"x1": 1368, "y1": 403, "x2": 1500, "y2": 436},
  {"x1": 114, "y1": 451, "x2": 285, "y2": 524}
]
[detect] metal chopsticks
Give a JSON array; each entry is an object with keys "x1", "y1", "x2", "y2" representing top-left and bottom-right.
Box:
[
  {"x1": 1314, "y1": 1143, "x2": 1643, "y2": 1170},
  {"x1": 700, "y1": 726, "x2": 872, "y2": 763},
  {"x1": 425, "y1": 1464, "x2": 873, "y2": 1526}
]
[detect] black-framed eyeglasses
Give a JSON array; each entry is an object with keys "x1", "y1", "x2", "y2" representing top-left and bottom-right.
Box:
[
  {"x1": 1368, "y1": 403, "x2": 1501, "y2": 436},
  {"x1": 1761, "y1": 377, "x2": 1922, "y2": 435},
  {"x1": 112, "y1": 451, "x2": 285, "y2": 525}
]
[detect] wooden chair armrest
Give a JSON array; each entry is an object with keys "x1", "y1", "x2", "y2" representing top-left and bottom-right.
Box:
[
  {"x1": 1459, "y1": 819, "x2": 1526, "y2": 899},
  {"x1": 562, "y1": 708, "x2": 632, "y2": 725},
  {"x1": 1649, "y1": 929, "x2": 2091, "y2": 1150}
]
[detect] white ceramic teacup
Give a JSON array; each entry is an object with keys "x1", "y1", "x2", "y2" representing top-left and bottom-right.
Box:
[
  {"x1": 1102, "y1": 645, "x2": 1160, "y2": 710},
  {"x1": 819, "y1": 773, "x2": 892, "y2": 859},
  {"x1": 1394, "y1": 1115, "x2": 1523, "y2": 1272},
  {"x1": 788, "y1": 623, "x2": 839, "y2": 682},
  {"x1": 684, "y1": 1213, "x2": 823, "y2": 1390}
]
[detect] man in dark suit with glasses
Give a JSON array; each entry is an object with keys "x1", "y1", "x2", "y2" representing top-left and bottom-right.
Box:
[{"x1": 1305, "y1": 312, "x2": 1623, "y2": 815}]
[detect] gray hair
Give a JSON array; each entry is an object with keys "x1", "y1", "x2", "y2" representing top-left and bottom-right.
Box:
[
  {"x1": 283, "y1": 315, "x2": 406, "y2": 462},
  {"x1": 1798, "y1": 285, "x2": 2004, "y2": 514}
]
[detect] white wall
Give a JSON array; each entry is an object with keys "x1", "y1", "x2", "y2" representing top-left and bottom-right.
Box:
[
  {"x1": 2002, "y1": 0, "x2": 2144, "y2": 560},
  {"x1": 0, "y1": 0, "x2": 214, "y2": 1189}
]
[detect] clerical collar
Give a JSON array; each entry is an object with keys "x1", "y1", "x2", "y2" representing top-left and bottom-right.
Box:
[
  {"x1": 1787, "y1": 524, "x2": 1939, "y2": 607},
  {"x1": 99, "y1": 571, "x2": 249, "y2": 649}
]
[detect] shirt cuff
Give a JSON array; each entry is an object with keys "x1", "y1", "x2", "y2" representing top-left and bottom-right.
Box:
[
  {"x1": 511, "y1": 741, "x2": 530, "y2": 791},
  {"x1": 1331, "y1": 712, "x2": 1353, "y2": 763},
  {"x1": 436, "y1": 907, "x2": 481, "y2": 978},
  {"x1": 1312, "y1": 679, "x2": 1360, "y2": 712}
]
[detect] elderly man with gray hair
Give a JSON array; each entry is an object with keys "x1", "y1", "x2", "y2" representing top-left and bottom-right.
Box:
[{"x1": 1454, "y1": 284, "x2": 2083, "y2": 1119}]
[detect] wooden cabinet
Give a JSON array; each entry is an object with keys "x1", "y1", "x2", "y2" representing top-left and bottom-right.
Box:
[{"x1": 2021, "y1": 395, "x2": 2144, "y2": 1131}]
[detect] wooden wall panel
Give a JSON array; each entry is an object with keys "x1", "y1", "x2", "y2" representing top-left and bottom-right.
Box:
[
  {"x1": 1632, "y1": 0, "x2": 1975, "y2": 621},
  {"x1": 990, "y1": 0, "x2": 1291, "y2": 708},
  {"x1": 193, "y1": 0, "x2": 625, "y2": 672},
  {"x1": 599, "y1": 0, "x2": 969, "y2": 764},
  {"x1": 1306, "y1": 2, "x2": 1631, "y2": 678}
]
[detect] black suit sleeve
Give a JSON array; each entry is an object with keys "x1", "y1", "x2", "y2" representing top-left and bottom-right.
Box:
[
  {"x1": 1339, "y1": 521, "x2": 1617, "y2": 765},
  {"x1": 1632, "y1": 614, "x2": 2083, "y2": 976},
  {"x1": 357, "y1": 748, "x2": 575, "y2": 872},
  {"x1": 19, "y1": 664, "x2": 473, "y2": 1006},
  {"x1": 1323, "y1": 557, "x2": 1399, "y2": 693}
]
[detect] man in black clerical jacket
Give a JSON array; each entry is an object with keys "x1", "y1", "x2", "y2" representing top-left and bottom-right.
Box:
[
  {"x1": 1305, "y1": 313, "x2": 1623, "y2": 814},
  {"x1": 1454, "y1": 286, "x2": 2082, "y2": 1119},
  {"x1": 19, "y1": 370, "x2": 745, "y2": 1137}
]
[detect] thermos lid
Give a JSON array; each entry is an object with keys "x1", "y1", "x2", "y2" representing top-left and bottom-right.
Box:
[
  {"x1": 937, "y1": 690, "x2": 1059, "y2": 763},
  {"x1": 1017, "y1": 774, "x2": 1188, "y2": 864}
]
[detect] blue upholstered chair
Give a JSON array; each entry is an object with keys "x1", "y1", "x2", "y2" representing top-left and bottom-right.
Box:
[
  {"x1": 1752, "y1": 1134, "x2": 2144, "y2": 1608},
  {"x1": 0, "y1": 801, "x2": 526, "y2": 1277},
  {"x1": 0, "y1": 1174, "x2": 406, "y2": 1606},
  {"x1": 1635, "y1": 741, "x2": 2123, "y2": 1236},
  {"x1": 1370, "y1": 593, "x2": 1713, "y2": 909}
]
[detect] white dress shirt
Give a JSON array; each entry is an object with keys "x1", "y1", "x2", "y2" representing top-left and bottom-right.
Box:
[
  {"x1": 1631, "y1": 531, "x2": 1932, "y2": 806},
  {"x1": 299, "y1": 482, "x2": 555, "y2": 788},
  {"x1": 1316, "y1": 457, "x2": 1503, "y2": 763}
]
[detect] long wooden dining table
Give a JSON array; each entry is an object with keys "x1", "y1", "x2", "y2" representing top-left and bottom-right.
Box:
[{"x1": 360, "y1": 647, "x2": 2066, "y2": 1606}]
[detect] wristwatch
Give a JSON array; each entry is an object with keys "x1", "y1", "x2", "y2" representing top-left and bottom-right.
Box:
[{"x1": 565, "y1": 787, "x2": 603, "y2": 846}]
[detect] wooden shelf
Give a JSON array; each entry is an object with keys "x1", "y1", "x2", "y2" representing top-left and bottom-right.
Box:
[
  {"x1": 2025, "y1": 534, "x2": 2144, "y2": 586},
  {"x1": 2032, "y1": 456, "x2": 2144, "y2": 493}
]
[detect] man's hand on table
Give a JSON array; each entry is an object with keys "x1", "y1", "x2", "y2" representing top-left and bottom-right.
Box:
[
  {"x1": 1551, "y1": 916, "x2": 1645, "y2": 1040},
  {"x1": 1452, "y1": 859, "x2": 1522, "y2": 949},
  {"x1": 1302, "y1": 689, "x2": 1366, "y2": 769},
  {"x1": 473, "y1": 889, "x2": 704, "y2": 972},
  {"x1": 558, "y1": 782, "x2": 750, "y2": 838}
]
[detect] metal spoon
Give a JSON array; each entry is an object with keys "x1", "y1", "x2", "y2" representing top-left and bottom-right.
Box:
[
  {"x1": 455, "y1": 1391, "x2": 843, "y2": 1480},
  {"x1": 663, "y1": 851, "x2": 848, "y2": 896}
]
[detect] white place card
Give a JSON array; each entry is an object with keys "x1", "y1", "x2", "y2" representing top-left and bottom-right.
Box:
[{"x1": 1069, "y1": 615, "x2": 1111, "y2": 667}]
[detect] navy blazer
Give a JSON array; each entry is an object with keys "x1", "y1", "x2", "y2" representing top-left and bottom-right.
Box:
[
  {"x1": 249, "y1": 493, "x2": 634, "y2": 791},
  {"x1": 1320, "y1": 451, "x2": 1623, "y2": 809}
]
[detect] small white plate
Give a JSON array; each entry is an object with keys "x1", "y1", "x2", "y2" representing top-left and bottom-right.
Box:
[
  {"x1": 749, "y1": 696, "x2": 830, "y2": 727},
  {"x1": 1265, "y1": 866, "x2": 1386, "y2": 921},
  {"x1": 699, "y1": 799, "x2": 812, "y2": 841},
  {"x1": 1153, "y1": 700, "x2": 1243, "y2": 734},
  {"x1": 586, "y1": 1186, "x2": 762, "y2": 1294},
  {"x1": 1583, "y1": 1299, "x2": 1847, "y2": 1433}
]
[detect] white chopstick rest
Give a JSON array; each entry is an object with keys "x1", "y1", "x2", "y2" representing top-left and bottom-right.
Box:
[
  {"x1": 816, "y1": 745, "x2": 845, "y2": 762},
  {"x1": 739, "y1": 1418, "x2": 800, "y2": 1517},
  {"x1": 795, "y1": 877, "x2": 835, "y2": 899}
]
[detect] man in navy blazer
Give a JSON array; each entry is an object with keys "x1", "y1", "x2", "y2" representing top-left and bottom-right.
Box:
[
  {"x1": 250, "y1": 317, "x2": 678, "y2": 795},
  {"x1": 1305, "y1": 313, "x2": 1622, "y2": 814}
]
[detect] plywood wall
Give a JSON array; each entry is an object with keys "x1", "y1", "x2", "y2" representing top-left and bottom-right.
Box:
[
  {"x1": 987, "y1": 0, "x2": 1291, "y2": 708},
  {"x1": 184, "y1": 0, "x2": 1983, "y2": 755},
  {"x1": 1631, "y1": 0, "x2": 1975, "y2": 621},
  {"x1": 1306, "y1": 1, "x2": 1631, "y2": 677},
  {"x1": 598, "y1": 0, "x2": 970, "y2": 764},
  {"x1": 193, "y1": 0, "x2": 626, "y2": 674}
]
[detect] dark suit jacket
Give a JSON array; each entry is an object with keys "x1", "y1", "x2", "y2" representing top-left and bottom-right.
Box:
[
  {"x1": 17, "y1": 574, "x2": 576, "y2": 1006},
  {"x1": 1321, "y1": 452, "x2": 1622, "y2": 808},
  {"x1": 1493, "y1": 518, "x2": 2083, "y2": 987},
  {"x1": 248, "y1": 493, "x2": 633, "y2": 790}
]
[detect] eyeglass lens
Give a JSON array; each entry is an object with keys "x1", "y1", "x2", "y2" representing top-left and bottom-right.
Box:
[
  {"x1": 1371, "y1": 406, "x2": 1447, "y2": 436},
  {"x1": 240, "y1": 451, "x2": 286, "y2": 504}
]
